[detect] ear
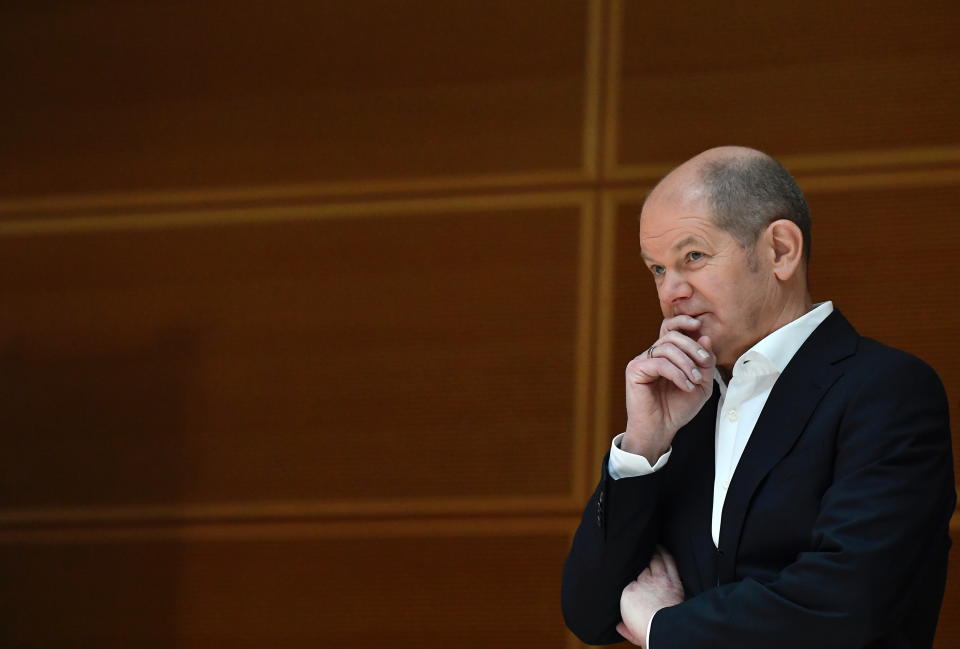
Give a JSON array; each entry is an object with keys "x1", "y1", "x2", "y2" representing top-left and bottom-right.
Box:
[{"x1": 766, "y1": 219, "x2": 804, "y2": 281}]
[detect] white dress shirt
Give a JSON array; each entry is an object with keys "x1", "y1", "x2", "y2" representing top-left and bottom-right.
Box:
[{"x1": 607, "y1": 301, "x2": 834, "y2": 647}]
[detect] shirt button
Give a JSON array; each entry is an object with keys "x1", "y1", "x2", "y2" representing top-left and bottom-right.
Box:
[{"x1": 727, "y1": 409, "x2": 738, "y2": 421}]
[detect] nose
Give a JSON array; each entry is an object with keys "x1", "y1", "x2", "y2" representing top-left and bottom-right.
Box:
[{"x1": 658, "y1": 271, "x2": 693, "y2": 307}]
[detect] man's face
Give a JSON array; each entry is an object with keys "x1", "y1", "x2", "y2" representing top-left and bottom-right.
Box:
[{"x1": 639, "y1": 189, "x2": 778, "y2": 369}]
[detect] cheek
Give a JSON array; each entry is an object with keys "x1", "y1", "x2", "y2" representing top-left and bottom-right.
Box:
[{"x1": 655, "y1": 291, "x2": 671, "y2": 315}]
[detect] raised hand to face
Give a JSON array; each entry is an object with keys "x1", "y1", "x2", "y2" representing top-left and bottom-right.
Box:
[{"x1": 622, "y1": 315, "x2": 716, "y2": 462}]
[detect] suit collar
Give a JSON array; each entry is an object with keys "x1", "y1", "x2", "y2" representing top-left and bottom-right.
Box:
[
  {"x1": 715, "y1": 301, "x2": 835, "y2": 398},
  {"x1": 716, "y1": 309, "x2": 858, "y2": 583}
]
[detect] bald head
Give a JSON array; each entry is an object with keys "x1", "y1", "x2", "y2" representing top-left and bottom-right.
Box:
[{"x1": 646, "y1": 146, "x2": 811, "y2": 264}]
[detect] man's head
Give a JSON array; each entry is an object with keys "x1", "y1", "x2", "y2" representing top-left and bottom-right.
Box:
[
  {"x1": 700, "y1": 149, "x2": 811, "y2": 267},
  {"x1": 639, "y1": 146, "x2": 811, "y2": 369}
]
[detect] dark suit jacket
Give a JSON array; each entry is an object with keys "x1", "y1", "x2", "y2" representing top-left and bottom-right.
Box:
[{"x1": 562, "y1": 310, "x2": 955, "y2": 648}]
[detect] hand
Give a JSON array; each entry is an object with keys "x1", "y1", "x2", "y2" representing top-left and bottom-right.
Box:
[
  {"x1": 617, "y1": 546, "x2": 685, "y2": 647},
  {"x1": 622, "y1": 315, "x2": 715, "y2": 460}
]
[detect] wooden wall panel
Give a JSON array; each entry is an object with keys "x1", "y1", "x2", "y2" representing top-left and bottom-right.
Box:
[
  {"x1": 2, "y1": 0, "x2": 590, "y2": 199},
  {"x1": 602, "y1": 196, "x2": 669, "y2": 448},
  {"x1": 805, "y1": 183, "x2": 960, "y2": 482},
  {"x1": 3, "y1": 1, "x2": 960, "y2": 646},
  {"x1": 0, "y1": 528, "x2": 572, "y2": 648},
  {"x1": 0, "y1": 200, "x2": 586, "y2": 514},
  {"x1": 614, "y1": 0, "x2": 960, "y2": 169}
]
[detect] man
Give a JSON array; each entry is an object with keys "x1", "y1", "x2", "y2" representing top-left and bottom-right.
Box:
[{"x1": 561, "y1": 146, "x2": 955, "y2": 648}]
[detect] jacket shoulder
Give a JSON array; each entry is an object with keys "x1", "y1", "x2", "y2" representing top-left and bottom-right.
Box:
[{"x1": 847, "y1": 336, "x2": 944, "y2": 386}]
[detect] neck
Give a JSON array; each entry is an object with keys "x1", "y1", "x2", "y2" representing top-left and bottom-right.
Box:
[
  {"x1": 717, "y1": 296, "x2": 813, "y2": 377},
  {"x1": 770, "y1": 296, "x2": 814, "y2": 333}
]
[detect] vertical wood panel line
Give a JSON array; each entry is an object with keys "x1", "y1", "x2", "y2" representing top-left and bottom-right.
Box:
[
  {"x1": 591, "y1": 188, "x2": 657, "y2": 477},
  {"x1": 591, "y1": 191, "x2": 619, "y2": 482},
  {"x1": 602, "y1": 0, "x2": 624, "y2": 178},
  {"x1": 572, "y1": 195, "x2": 597, "y2": 503},
  {"x1": 581, "y1": 0, "x2": 606, "y2": 181}
]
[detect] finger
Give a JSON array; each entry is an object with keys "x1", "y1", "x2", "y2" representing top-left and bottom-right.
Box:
[
  {"x1": 657, "y1": 546, "x2": 682, "y2": 585},
  {"x1": 649, "y1": 341, "x2": 706, "y2": 385},
  {"x1": 648, "y1": 551, "x2": 665, "y2": 577},
  {"x1": 647, "y1": 358, "x2": 697, "y2": 392},
  {"x1": 659, "y1": 314, "x2": 702, "y2": 338},
  {"x1": 657, "y1": 330, "x2": 714, "y2": 368},
  {"x1": 616, "y1": 622, "x2": 641, "y2": 645},
  {"x1": 627, "y1": 356, "x2": 697, "y2": 393}
]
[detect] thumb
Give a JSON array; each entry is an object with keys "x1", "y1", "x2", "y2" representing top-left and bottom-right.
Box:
[{"x1": 616, "y1": 622, "x2": 641, "y2": 645}]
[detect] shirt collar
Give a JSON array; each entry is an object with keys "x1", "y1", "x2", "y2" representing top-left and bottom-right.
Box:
[{"x1": 716, "y1": 301, "x2": 834, "y2": 395}]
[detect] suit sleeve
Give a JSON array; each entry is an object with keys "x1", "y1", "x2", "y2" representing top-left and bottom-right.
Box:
[
  {"x1": 561, "y1": 455, "x2": 667, "y2": 645},
  {"x1": 649, "y1": 354, "x2": 956, "y2": 649}
]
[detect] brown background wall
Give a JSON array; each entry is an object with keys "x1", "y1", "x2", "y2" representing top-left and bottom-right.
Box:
[{"x1": 1, "y1": 1, "x2": 958, "y2": 647}]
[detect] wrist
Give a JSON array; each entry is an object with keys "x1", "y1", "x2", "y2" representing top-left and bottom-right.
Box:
[{"x1": 620, "y1": 427, "x2": 673, "y2": 461}]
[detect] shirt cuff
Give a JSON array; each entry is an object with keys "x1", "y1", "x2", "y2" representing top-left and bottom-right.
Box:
[
  {"x1": 608, "y1": 433, "x2": 671, "y2": 480},
  {"x1": 646, "y1": 609, "x2": 658, "y2": 649}
]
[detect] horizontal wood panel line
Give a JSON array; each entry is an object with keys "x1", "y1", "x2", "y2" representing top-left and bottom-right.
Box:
[
  {"x1": 612, "y1": 145, "x2": 960, "y2": 181},
  {"x1": 793, "y1": 168, "x2": 960, "y2": 192},
  {"x1": 0, "y1": 170, "x2": 588, "y2": 218},
  {"x1": 0, "y1": 513, "x2": 582, "y2": 544},
  {"x1": 601, "y1": 169, "x2": 960, "y2": 210},
  {"x1": 3, "y1": 147, "x2": 959, "y2": 220},
  {"x1": 0, "y1": 495, "x2": 582, "y2": 529},
  {"x1": 3, "y1": 165, "x2": 959, "y2": 238},
  {"x1": 0, "y1": 191, "x2": 591, "y2": 236},
  {"x1": 2, "y1": 508, "x2": 957, "y2": 545}
]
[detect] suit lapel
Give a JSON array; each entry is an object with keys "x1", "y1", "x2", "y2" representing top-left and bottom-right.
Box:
[{"x1": 716, "y1": 310, "x2": 858, "y2": 584}]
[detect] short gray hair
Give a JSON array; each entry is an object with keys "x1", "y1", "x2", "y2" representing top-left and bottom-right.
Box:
[{"x1": 700, "y1": 152, "x2": 811, "y2": 263}]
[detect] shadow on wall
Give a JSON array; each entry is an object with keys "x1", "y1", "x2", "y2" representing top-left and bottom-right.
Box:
[{"x1": 0, "y1": 330, "x2": 200, "y2": 648}]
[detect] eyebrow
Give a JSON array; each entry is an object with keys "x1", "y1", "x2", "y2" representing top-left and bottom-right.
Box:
[{"x1": 640, "y1": 235, "x2": 708, "y2": 262}]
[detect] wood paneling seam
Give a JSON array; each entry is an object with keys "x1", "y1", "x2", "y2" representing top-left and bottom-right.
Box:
[
  {"x1": 0, "y1": 514, "x2": 584, "y2": 543},
  {"x1": 572, "y1": 196, "x2": 597, "y2": 501},
  {"x1": 0, "y1": 170, "x2": 588, "y2": 217},
  {"x1": 602, "y1": 0, "x2": 623, "y2": 178},
  {"x1": 0, "y1": 191, "x2": 593, "y2": 237},
  {"x1": 581, "y1": 0, "x2": 605, "y2": 180}
]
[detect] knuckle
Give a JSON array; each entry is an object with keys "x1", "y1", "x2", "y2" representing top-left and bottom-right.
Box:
[
  {"x1": 625, "y1": 356, "x2": 645, "y2": 371},
  {"x1": 665, "y1": 331, "x2": 693, "y2": 351}
]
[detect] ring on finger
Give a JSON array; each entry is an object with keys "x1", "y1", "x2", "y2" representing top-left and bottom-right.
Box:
[{"x1": 647, "y1": 345, "x2": 656, "y2": 358}]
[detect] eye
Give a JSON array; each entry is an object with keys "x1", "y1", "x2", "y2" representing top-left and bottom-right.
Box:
[
  {"x1": 687, "y1": 251, "x2": 704, "y2": 262},
  {"x1": 650, "y1": 265, "x2": 665, "y2": 276}
]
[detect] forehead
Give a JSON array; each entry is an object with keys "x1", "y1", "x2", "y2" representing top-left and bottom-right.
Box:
[{"x1": 638, "y1": 195, "x2": 724, "y2": 258}]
